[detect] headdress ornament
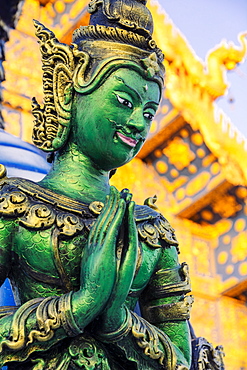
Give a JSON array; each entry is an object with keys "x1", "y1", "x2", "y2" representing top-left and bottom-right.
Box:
[{"x1": 32, "y1": 0, "x2": 165, "y2": 152}]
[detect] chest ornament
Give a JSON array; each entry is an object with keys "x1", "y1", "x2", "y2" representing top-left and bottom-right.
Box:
[{"x1": 0, "y1": 176, "x2": 179, "y2": 249}]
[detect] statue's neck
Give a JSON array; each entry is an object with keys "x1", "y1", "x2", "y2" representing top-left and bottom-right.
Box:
[{"x1": 39, "y1": 143, "x2": 110, "y2": 204}]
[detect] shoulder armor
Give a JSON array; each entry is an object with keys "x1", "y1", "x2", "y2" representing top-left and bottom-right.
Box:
[
  {"x1": 0, "y1": 175, "x2": 96, "y2": 236},
  {"x1": 0, "y1": 167, "x2": 179, "y2": 250},
  {"x1": 134, "y1": 204, "x2": 179, "y2": 250}
]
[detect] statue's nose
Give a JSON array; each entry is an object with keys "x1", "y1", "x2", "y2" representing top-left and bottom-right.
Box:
[{"x1": 126, "y1": 109, "x2": 146, "y2": 133}]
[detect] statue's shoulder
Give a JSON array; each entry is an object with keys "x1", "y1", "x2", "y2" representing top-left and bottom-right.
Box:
[
  {"x1": 0, "y1": 167, "x2": 94, "y2": 236},
  {"x1": 0, "y1": 171, "x2": 30, "y2": 219},
  {"x1": 134, "y1": 202, "x2": 179, "y2": 251}
]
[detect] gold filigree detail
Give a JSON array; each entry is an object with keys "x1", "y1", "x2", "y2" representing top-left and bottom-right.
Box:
[
  {"x1": 137, "y1": 212, "x2": 179, "y2": 249},
  {"x1": 0, "y1": 164, "x2": 7, "y2": 179},
  {"x1": 56, "y1": 213, "x2": 84, "y2": 236},
  {"x1": 0, "y1": 190, "x2": 28, "y2": 216},
  {"x1": 144, "y1": 295, "x2": 194, "y2": 323},
  {"x1": 0, "y1": 293, "x2": 81, "y2": 356},
  {"x1": 141, "y1": 52, "x2": 161, "y2": 78},
  {"x1": 0, "y1": 297, "x2": 56, "y2": 351},
  {"x1": 191, "y1": 337, "x2": 225, "y2": 370},
  {"x1": 73, "y1": 24, "x2": 152, "y2": 51},
  {"x1": 138, "y1": 222, "x2": 159, "y2": 246},
  {"x1": 144, "y1": 195, "x2": 158, "y2": 210},
  {"x1": 20, "y1": 203, "x2": 56, "y2": 229},
  {"x1": 156, "y1": 216, "x2": 179, "y2": 247},
  {"x1": 0, "y1": 179, "x2": 88, "y2": 237},
  {"x1": 87, "y1": 0, "x2": 153, "y2": 36},
  {"x1": 89, "y1": 201, "x2": 104, "y2": 215},
  {"x1": 32, "y1": 20, "x2": 87, "y2": 151},
  {"x1": 68, "y1": 335, "x2": 109, "y2": 369},
  {"x1": 0, "y1": 178, "x2": 177, "y2": 252},
  {"x1": 131, "y1": 311, "x2": 177, "y2": 368}
]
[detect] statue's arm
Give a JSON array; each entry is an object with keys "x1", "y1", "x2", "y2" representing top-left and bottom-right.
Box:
[
  {"x1": 139, "y1": 244, "x2": 193, "y2": 368},
  {"x1": 0, "y1": 216, "x2": 73, "y2": 365}
]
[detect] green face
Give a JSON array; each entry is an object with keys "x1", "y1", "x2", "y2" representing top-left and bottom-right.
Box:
[{"x1": 71, "y1": 68, "x2": 161, "y2": 171}]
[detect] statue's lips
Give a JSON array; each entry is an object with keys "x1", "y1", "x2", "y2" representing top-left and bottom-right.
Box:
[{"x1": 116, "y1": 132, "x2": 137, "y2": 147}]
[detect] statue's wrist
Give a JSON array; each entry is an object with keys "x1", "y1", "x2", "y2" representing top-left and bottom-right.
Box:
[
  {"x1": 96, "y1": 306, "x2": 132, "y2": 342},
  {"x1": 58, "y1": 291, "x2": 82, "y2": 337},
  {"x1": 72, "y1": 288, "x2": 110, "y2": 330}
]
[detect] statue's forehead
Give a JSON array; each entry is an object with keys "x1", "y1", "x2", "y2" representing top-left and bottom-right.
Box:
[{"x1": 104, "y1": 69, "x2": 161, "y2": 102}]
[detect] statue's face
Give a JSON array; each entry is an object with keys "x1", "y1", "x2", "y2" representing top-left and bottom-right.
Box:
[{"x1": 71, "y1": 68, "x2": 161, "y2": 171}]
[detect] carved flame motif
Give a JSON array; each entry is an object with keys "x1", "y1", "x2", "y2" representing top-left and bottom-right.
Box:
[
  {"x1": 0, "y1": 191, "x2": 28, "y2": 216},
  {"x1": 31, "y1": 20, "x2": 87, "y2": 152}
]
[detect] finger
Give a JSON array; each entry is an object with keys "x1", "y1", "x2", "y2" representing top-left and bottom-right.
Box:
[
  {"x1": 87, "y1": 192, "x2": 110, "y2": 244},
  {"x1": 119, "y1": 201, "x2": 138, "y2": 281},
  {"x1": 126, "y1": 201, "x2": 137, "y2": 242},
  {"x1": 108, "y1": 201, "x2": 138, "y2": 306},
  {"x1": 101, "y1": 198, "x2": 126, "y2": 245},
  {"x1": 92, "y1": 187, "x2": 116, "y2": 232},
  {"x1": 83, "y1": 198, "x2": 126, "y2": 286},
  {"x1": 97, "y1": 186, "x2": 122, "y2": 243},
  {"x1": 120, "y1": 188, "x2": 130, "y2": 201},
  {"x1": 89, "y1": 186, "x2": 118, "y2": 245},
  {"x1": 121, "y1": 189, "x2": 132, "y2": 204}
]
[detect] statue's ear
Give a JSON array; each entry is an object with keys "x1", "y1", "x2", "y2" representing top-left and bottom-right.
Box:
[
  {"x1": 52, "y1": 65, "x2": 73, "y2": 150},
  {"x1": 32, "y1": 20, "x2": 88, "y2": 152}
]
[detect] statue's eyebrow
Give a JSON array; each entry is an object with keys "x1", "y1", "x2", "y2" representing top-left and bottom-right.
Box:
[
  {"x1": 114, "y1": 75, "x2": 142, "y2": 101},
  {"x1": 114, "y1": 75, "x2": 159, "y2": 106}
]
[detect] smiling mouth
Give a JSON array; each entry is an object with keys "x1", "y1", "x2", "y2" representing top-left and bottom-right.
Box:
[{"x1": 116, "y1": 132, "x2": 137, "y2": 147}]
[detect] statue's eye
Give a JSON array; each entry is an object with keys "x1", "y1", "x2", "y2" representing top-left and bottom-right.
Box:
[
  {"x1": 143, "y1": 112, "x2": 154, "y2": 121},
  {"x1": 116, "y1": 94, "x2": 133, "y2": 109}
]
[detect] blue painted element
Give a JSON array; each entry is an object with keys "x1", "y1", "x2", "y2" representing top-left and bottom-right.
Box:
[
  {"x1": 0, "y1": 129, "x2": 50, "y2": 174},
  {"x1": 134, "y1": 301, "x2": 141, "y2": 316},
  {"x1": 0, "y1": 279, "x2": 15, "y2": 306}
]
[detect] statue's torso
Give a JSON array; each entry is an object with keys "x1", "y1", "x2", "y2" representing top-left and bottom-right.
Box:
[
  {"x1": 0, "y1": 177, "x2": 178, "y2": 306},
  {"x1": 0, "y1": 176, "x2": 179, "y2": 369}
]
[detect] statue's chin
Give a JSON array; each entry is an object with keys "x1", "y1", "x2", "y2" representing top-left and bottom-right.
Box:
[{"x1": 96, "y1": 143, "x2": 142, "y2": 171}]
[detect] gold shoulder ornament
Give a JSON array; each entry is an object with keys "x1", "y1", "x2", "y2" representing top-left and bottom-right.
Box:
[
  {"x1": 0, "y1": 166, "x2": 177, "y2": 251},
  {"x1": 135, "y1": 204, "x2": 179, "y2": 251}
]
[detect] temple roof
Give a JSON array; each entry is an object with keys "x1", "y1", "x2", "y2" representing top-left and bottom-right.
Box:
[{"x1": 141, "y1": 1, "x2": 247, "y2": 187}]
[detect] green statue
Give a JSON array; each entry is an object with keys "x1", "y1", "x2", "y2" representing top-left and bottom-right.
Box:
[{"x1": 0, "y1": 0, "x2": 195, "y2": 368}]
